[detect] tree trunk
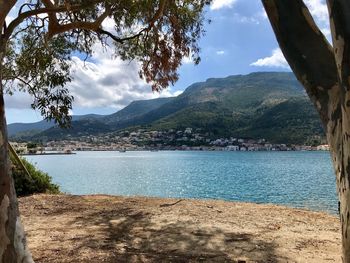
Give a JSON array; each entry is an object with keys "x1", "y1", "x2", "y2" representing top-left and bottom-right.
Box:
[
  {"x1": 326, "y1": 1, "x2": 350, "y2": 261},
  {"x1": 326, "y1": 96, "x2": 348, "y2": 261},
  {"x1": 262, "y1": 0, "x2": 350, "y2": 261},
  {"x1": 331, "y1": 112, "x2": 350, "y2": 262},
  {"x1": 0, "y1": 44, "x2": 33, "y2": 262}
]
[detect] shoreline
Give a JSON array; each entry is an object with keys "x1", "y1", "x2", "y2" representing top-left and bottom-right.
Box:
[
  {"x1": 21, "y1": 152, "x2": 76, "y2": 156},
  {"x1": 20, "y1": 194, "x2": 341, "y2": 262},
  {"x1": 26, "y1": 148, "x2": 331, "y2": 153},
  {"x1": 64, "y1": 193, "x2": 339, "y2": 216}
]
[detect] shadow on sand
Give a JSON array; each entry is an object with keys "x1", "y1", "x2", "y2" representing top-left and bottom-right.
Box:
[{"x1": 52, "y1": 199, "x2": 282, "y2": 263}]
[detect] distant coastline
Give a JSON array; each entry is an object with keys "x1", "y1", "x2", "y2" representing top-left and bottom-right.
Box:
[
  {"x1": 12, "y1": 134, "x2": 330, "y2": 155},
  {"x1": 21, "y1": 151, "x2": 76, "y2": 156},
  {"x1": 8, "y1": 73, "x2": 325, "y2": 146}
]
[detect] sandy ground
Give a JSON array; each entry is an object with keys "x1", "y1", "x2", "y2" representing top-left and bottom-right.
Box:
[{"x1": 19, "y1": 194, "x2": 341, "y2": 263}]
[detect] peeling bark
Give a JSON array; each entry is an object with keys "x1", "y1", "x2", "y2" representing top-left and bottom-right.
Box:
[
  {"x1": 0, "y1": 44, "x2": 33, "y2": 262},
  {"x1": 327, "y1": 1, "x2": 350, "y2": 261},
  {"x1": 0, "y1": 195, "x2": 10, "y2": 260},
  {"x1": 263, "y1": 0, "x2": 350, "y2": 261}
]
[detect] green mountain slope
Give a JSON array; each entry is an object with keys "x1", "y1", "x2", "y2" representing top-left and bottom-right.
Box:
[
  {"x1": 36, "y1": 119, "x2": 112, "y2": 140},
  {"x1": 8, "y1": 114, "x2": 103, "y2": 138},
  {"x1": 103, "y1": 97, "x2": 174, "y2": 125},
  {"x1": 136, "y1": 72, "x2": 323, "y2": 144},
  {"x1": 34, "y1": 97, "x2": 174, "y2": 139},
  {"x1": 15, "y1": 72, "x2": 325, "y2": 144}
]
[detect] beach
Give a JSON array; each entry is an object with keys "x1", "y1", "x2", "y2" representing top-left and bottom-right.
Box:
[{"x1": 19, "y1": 194, "x2": 341, "y2": 262}]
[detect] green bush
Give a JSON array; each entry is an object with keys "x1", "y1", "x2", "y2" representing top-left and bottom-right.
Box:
[{"x1": 11, "y1": 155, "x2": 60, "y2": 196}]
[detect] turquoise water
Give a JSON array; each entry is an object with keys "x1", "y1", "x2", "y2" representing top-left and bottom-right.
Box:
[{"x1": 26, "y1": 151, "x2": 338, "y2": 214}]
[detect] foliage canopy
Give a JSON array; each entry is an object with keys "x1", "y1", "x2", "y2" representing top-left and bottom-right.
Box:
[{"x1": 1, "y1": 0, "x2": 211, "y2": 126}]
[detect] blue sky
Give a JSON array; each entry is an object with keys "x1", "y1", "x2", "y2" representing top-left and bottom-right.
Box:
[{"x1": 5, "y1": 0, "x2": 329, "y2": 124}]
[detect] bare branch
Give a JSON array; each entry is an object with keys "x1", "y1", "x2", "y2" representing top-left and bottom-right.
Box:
[
  {"x1": 12, "y1": 76, "x2": 34, "y2": 91},
  {"x1": 18, "y1": 3, "x2": 37, "y2": 16},
  {"x1": 96, "y1": 1, "x2": 167, "y2": 45},
  {"x1": 95, "y1": 28, "x2": 138, "y2": 43}
]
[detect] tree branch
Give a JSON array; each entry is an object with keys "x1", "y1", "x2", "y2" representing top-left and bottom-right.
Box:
[
  {"x1": 262, "y1": 0, "x2": 339, "y2": 126},
  {"x1": 95, "y1": 28, "x2": 141, "y2": 43},
  {"x1": 48, "y1": 0, "x2": 166, "y2": 39},
  {"x1": 12, "y1": 76, "x2": 35, "y2": 91},
  {"x1": 46, "y1": 4, "x2": 112, "y2": 38},
  {"x1": 41, "y1": 0, "x2": 60, "y2": 34},
  {"x1": 4, "y1": 4, "x2": 87, "y2": 40},
  {"x1": 96, "y1": 0, "x2": 167, "y2": 44},
  {"x1": 0, "y1": 0, "x2": 17, "y2": 34}
]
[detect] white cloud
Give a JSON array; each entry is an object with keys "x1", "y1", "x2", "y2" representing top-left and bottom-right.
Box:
[
  {"x1": 216, "y1": 50, "x2": 225, "y2": 55},
  {"x1": 250, "y1": 48, "x2": 290, "y2": 69},
  {"x1": 304, "y1": 0, "x2": 331, "y2": 38},
  {"x1": 304, "y1": 0, "x2": 328, "y2": 23},
  {"x1": 68, "y1": 46, "x2": 179, "y2": 109},
  {"x1": 258, "y1": 1, "x2": 328, "y2": 25},
  {"x1": 215, "y1": 11, "x2": 262, "y2": 25},
  {"x1": 210, "y1": 0, "x2": 237, "y2": 10},
  {"x1": 235, "y1": 14, "x2": 260, "y2": 25},
  {"x1": 5, "y1": 43, "x2": 180, "y2": 111},
  {"x1": 68, "y1": 56, "x2": 147, "y2": 109}
]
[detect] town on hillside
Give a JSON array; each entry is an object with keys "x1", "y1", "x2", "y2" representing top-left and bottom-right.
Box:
[{"x1": 11, "y1": 128, "x2": 329, "y2": 154}]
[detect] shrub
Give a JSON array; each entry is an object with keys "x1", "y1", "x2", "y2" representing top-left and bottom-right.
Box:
[{"x1": 11, "y1": 155, "x2": 60, "y2": 196}]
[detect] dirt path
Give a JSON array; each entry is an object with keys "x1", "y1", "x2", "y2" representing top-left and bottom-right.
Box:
[{"x1": 19, "y1": 194, "x2": 341, "y2": 262}]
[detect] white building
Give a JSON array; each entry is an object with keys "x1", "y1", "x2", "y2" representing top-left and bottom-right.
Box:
[{"x1": 226, "y1": 145, "x2": 239, "y2": 151}]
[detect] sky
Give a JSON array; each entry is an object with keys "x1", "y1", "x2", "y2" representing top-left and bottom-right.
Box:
[{"x1": 4, "y1": 0, "x2": 330, "y2": 124}]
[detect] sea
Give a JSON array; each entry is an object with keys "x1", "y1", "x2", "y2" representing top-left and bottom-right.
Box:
[{"x1": 25, "y1": 150, "x2": 338, "y2": 214}]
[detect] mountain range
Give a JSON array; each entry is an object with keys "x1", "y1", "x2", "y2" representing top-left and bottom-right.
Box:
[{"x1": 8, "y1": 72, "x2": 325, "y2": 145}]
